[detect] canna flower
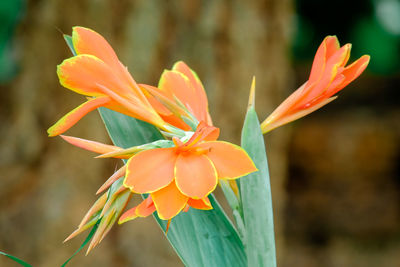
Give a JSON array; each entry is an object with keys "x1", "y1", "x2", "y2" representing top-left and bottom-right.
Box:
[
  {"x1": 122, "y1": 122, "x2": 257, "y2": 220},
  {"x1": 48, "y1": 27, "x2": 167, "y2": 136},
  {"x1": 60, "y1": 133, "x2": 214, "y2": 224},
  {"x1": 261, "y1": 36, "x2": 370, "y2": 133}
]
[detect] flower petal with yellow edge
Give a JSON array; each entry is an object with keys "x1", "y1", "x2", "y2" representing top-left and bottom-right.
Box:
[
  {"x1": 329, "y1": 55, "x2": 370, "y2": 95},
  {"x1": 151, "y1": 182, "x2": 188, "y2": 220},
  {"x1": 72, "y1": 27, "x2": 121, "y2": 74},
  {"x1": 118, "y1": 206, "x2": 138, "y2": 224},
  {"x1": 72, "y1": 26, "x2": 143, "y2": 96},
  {"x1": 187, "y1": 197, "x2": 213, "y2": 210},
  {"x1": 174, "y1": 153, "x2": 218, "y2": 199},
  {"x1": 124, "y1": 147, "x2": 177, "y2": 193},
  {"x1": 47, "y1": 96, "x2": 111, "y2": 136},
  {"x1": 135, "y1": 197, "x2": 156, "y2": 217},
  {"x1": 57, "y1": 54, "x2": 132, "y2": 97},
  {"x1": 172, "y1": 61, "x2": 211, "y2": 125},
  {"x1": 198, "y1": 141, "x2": 257, "y2": 179}
]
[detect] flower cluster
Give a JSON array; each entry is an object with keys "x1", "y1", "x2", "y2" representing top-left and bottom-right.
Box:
[
  {"x1": 50, "y1": 27, "x2": 369, "y2": 252},
  {"x1": 50, "y1": 27, "x2": 257, "y2": 250}
]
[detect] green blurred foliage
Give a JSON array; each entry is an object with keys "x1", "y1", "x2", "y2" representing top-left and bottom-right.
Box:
[
  {"x1": 0, "y1": 0, "x2": 25, "y2": 83},
  {"x1": 293, "y1": 0, "x2": 400, "y2": 75}
]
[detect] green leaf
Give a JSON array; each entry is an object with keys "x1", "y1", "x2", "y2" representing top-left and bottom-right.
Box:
[
  {"x1": 240, "y1": 106, "x2": 276, "y2": 267},
  {"x1": 62, "y1": 220, "x2": 101, "y2": 267},
  {"x1": 0, "y1": 251, "x2": 32, "y2": 267},
  {"x1": 98, "y1": 107, "x2": 246, "y2": 267}
]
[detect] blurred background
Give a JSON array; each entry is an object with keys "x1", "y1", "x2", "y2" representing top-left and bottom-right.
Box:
[{"x1": 0, "y1": 0, "x2": 399, "y2": 266}]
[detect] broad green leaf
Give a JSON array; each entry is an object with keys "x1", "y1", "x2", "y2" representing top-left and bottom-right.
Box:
[
  {"x1": 0, "y1": 251, "x2": 32, "y2": 267},
  {"x1": 98, "y1": 108, "x2": 246, "y2": 267},
  {"x1": 240, "y1": 106, "x2": 276, "y2": 267}
]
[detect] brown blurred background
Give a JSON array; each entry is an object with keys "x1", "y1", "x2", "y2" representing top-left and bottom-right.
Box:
[{"x1": 0, "y1": 0, "x2": 399, "y2": 266}]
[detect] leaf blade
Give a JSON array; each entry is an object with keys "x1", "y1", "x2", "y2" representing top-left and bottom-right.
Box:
[
  {"x1": 240, "y1": 106, "x2": 277, "y2": 267},
  {"x1": 0, "y1": 251, "x2": 32, "y2": 267}
]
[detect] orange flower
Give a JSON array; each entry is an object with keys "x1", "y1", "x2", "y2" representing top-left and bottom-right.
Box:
[
  {"x1": 48, "y1": 27, "x2": 167, "y2": 136},
  {"x1": 261, "y1": 36, "x2": 370, "y2": 133},
  {"x1": 122, "y1": 122, "x2": 257, "y2": 220},
  {"x1": 60, "y1": 135, "x2": 214, "y2": 224}
]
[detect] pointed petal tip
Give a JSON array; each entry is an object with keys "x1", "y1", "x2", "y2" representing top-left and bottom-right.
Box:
[
  {"x1": 248, "y1": 76, "x2": 256, "y2": 108},
  {"x1": 63, "y1": 230, "x2": 78, "y2": 243},
  {"x1": 325, "y1": 35, "x2": 339, "y2": 43},
  {"x1": 95, "y1": 186, "x2": 106, "y2": 195},
  {"x1": 343, "y1": 43, "x2": 352, "y2": 52},
  {"x1": 47, "y1": 128, "x2": 57, "y2": 137},
  {"x1": 172, "y1": 60, "x2": 186, "y2": 69},
  {"x1": 361, "y1": 54, "x2": 371, "y2": 64}
]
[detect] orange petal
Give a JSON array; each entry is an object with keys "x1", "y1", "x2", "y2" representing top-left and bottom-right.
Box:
[
  {"x1": 198, "y1": 141, "x2": 257, "y2": 179},
  {"x1": 161, "y1": 113, "x2": 192, "y2": 131},
  {"x1": 136, "y1": 196, "x2": 156, "y2": 217},
  {"x1": 175, "y1": 153, "x2": 218, "y2": 199},
  {"x1": 332, "y1": 55, "x2": 370, "y2": 95},
  {"x1": 72, "y1": 27, "x2": 136, "y2": 89},
  {"x1": 187, "y1": 197, "x2": 213, "y2": 210},
  {"x1": 172, "y1": 61, "x2": 211, "y2": 125},
  {"x1": 57, "y1": 54, "x2": 132, "y2": 97},
  {"x1": 48, "y1": 96, "x2": 111, "y2": 136},
  {"x1": 72, "y1": 27, "x2": 120, "y2": 72},
  {"x1": 159, "y1": 70, "x2": 208, "y2": 122},
  {"x1": 308, "y1": 36, "x2": 340, "y2": 85},
  {"x1": 118, "y1": 206, "x2": 138, "y2": 224},
  {"x1": 60, "y1": 135, "x2": 122, "y2": 155},
  {"x1": 124, "y1": 148, "x2": 177, "y2": 193},
  {"x1": 325, "y1": 36, "x2": 341, "y2": 60},
  {"x1": 151, "y1": 182, "x2": 188, "y2": 220},
  {"x1": 300, "y1": 44, "x2": 351, "y2": 105}
]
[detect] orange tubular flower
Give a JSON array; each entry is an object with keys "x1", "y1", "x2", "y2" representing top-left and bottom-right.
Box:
[
  {"x1": 48, "y1": 27, "x2": 167, "y2": 136},
  {"x1": 121, "y1": 122, "x2": 257, "y2": 221},
  {"x1": 261, "y1": 36, "x2": 370, "y2": 133}
]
